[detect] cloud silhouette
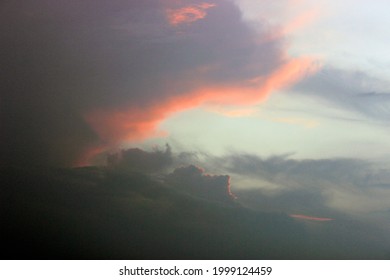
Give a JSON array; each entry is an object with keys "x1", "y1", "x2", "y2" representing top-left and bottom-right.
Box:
[
  {"x1": 107, "y1": 144, "x2": 173, "y2": 173},
  {"x1": 165, "y1": 165, "x2": 235, "y2": 203}
]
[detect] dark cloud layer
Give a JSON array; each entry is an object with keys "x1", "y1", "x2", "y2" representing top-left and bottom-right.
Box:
[
  {"x1": 103, "y1": 146, "x2": 390, "y2": 223},
  {"x1": 0, "y1": 0, "x2": 289, "y2": 167},
  {"x1": 0, "y1": 165, "x2": 301, "y2": 259},
  {"x1": 3, "y1": 163, "x2": 390, "y2": 259}
]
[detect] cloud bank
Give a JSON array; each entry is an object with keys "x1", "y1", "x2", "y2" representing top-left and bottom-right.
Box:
[
  {"x1": 203, "y1": 152, "x2": 390, "y2": 227},
  {"x1": 4, "y1": 159, "x2": 390, "y2": 259},
  {"x1": 100, "y1": 146, "x2": 390, "y2": 227}
]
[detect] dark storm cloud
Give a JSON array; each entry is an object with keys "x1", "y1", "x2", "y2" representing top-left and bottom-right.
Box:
[
  {"x1": 291, "y1": 67, "x2": 390, "y2": 122},
  {"x1": 0, "y1": 0, "x2": 289, "y2": 167}
]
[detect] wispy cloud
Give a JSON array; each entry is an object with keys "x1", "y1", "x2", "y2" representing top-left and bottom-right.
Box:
[
  {"x1": 289, "y1": 214, "x2": 333, "y2": 222},
  {"x1": 292, "y1": 67, "x2": 390, "y2": 123}
]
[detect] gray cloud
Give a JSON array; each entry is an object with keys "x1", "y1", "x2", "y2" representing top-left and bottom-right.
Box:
[
  {"x1": 165, "y1": 165, "x2": 235, "y2": 204},
  {"x1": 104, "y1": 145, "x2": 235, "y2": 203},
  {"x1": 291, "y1": 67, "x2": 390, "y2": 122},
  {"x1": 102, "y1": 145, "x2": 390, "y2": 222},
  {"x1": 183, "y1": 152, "x2": 390, "y2": 226},
  {"x1": 107, "y1": 144, "x2": 173, "y2": 173},
  {"x1": 106, "y1": 146, "x2": 390, "y2": 225},
  {"x1": 217, "y1": 153, "x2": 370, "y2": 186}
]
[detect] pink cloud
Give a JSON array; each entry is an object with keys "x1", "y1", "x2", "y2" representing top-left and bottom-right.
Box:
[
  {"x1": 289, "y1": 214, "x2": 334, "y2": 222},
  {"x1": 166, "y1": 3, "x2": 216, "y2": 26}
]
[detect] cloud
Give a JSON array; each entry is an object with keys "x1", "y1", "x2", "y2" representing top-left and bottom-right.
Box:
[
  {"x1": 198, "y1": 152, "x2": 390, "y2": 224},
  {"x1": 166, "y1": 2, "x2": 216, "y2": 26},
  {"x1": 1, "y1": 164, "x2": 306, "y2": 259},
  {"x1": 99, "y1": 145, "x2": 236, "y2": 203},
  {"x1": 165, "y1": 165, "x2": 235, "y2": 203},
  {"x1": 97, "y1": 146, "x2": 390, "y2": 226},
  {"x1": 106, "y1": 144, "x2": 173, "y2": 173},
  {"x1": 213, "y1": 153, "x2": 368, "y2": 185},
  {"x1": 289, "y1": 214, "x2": 333, "y2": 222},
  {"x1": 3, "y1": 162, "x2": 390, "y2": 259},
  {"x1": 0, "y1": 0, "x2": 315, "y2": 167},
  {"x1": 291, "y1": 67, "x2": 390, "y2": 122},
  {"x1": 94, "y1": 146, "x2": 390, "y2": 223}
]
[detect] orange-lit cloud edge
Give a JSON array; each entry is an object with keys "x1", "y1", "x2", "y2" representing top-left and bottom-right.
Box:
[{"x1": 79, "y1": 57, "x2": 318, "y2": 166}]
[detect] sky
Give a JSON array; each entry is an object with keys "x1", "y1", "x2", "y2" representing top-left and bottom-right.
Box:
[{"x1": 2, "y1": 0, "x2": 390, "y2": 259}]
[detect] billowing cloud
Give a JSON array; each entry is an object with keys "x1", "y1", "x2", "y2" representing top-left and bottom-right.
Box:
[
  {"x1": 104, "y1": 146, "x2": 235, "y2": 204},
  {"x1": 0, "y1": 0, "x2": 315, "y2": 167},
  {"x1": 165, "y1": 165, "x2": 235, "y2": 203},
  {"x1": 107, "y1": 144, "x2": 173, "y2": 173}
]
